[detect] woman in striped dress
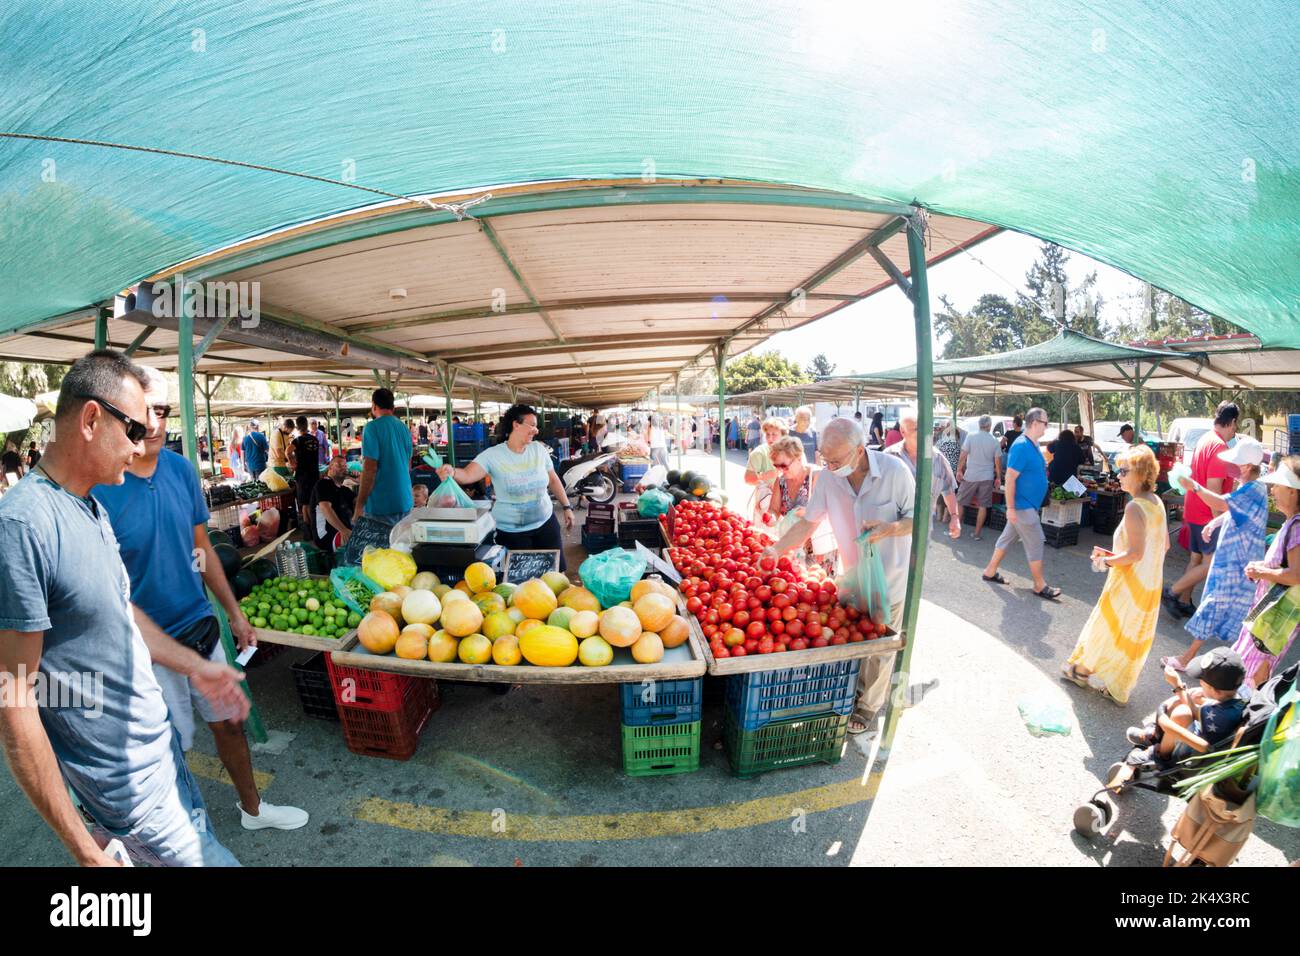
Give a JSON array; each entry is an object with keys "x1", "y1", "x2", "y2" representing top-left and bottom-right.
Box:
[
  {"x1": 1237, "y1": 456, "x2": 1300, "y2": 690},
  {"x1": 1163, "y1": 438, "x2": 1268, "y2": 671},
  {"x1": 1061, "y1": 445, "x2": 1167, "y2": 704}
]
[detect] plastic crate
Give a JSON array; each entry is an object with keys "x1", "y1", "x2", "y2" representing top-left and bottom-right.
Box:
[
  {"x1": 1092, "y1": 511, "x2": 1121, "y2": 536},
  {"x1": 961, "y1": 505, "x2": 979, "y2": 526},
  {"x1": 620, "y1": 677, "x2": 703, "y2": 726},
  {"x1": 621, "y1": 462, "x2": 650, "y2": 484},
  {"x1": 339, "y1": 676, "x2": 439, "y2": 761},
  {"x1": 986, "y1": 506, "x2": 1007, "y2": 531},
  {"x1": 621, "y1": 720, "x2": 701, "y2": 777},
  {"x1": 582, "y1": 529, "x2": 619, "y2": 553},
  {"x1": 1043, "y1": 522, "x2": 1080, "y2": 549},
  {"x1": 1289, "y1": 414, "x2": 1300, "y2": 454},
  {"x1": 724, "y1": 659, "x2": 860, "y2": 730},
  {"x1": 1042, "y1": 498, "x2": 1084, "y2": 528},
  {"x1": 584, "y1": 515, "x2": 616, "y2": 535},
  {"x1": 290, "y1": 652, "x2": 339, "y2": 721},
  {"x1": 587, "y1": 502, "x2": 616, "y2": 521},
  {"x1": 326, "y1": 653, "x2": 429, "y2": 711},
  {"x1": 723, "y1": 709, "x2": 849, "y2": 778}
]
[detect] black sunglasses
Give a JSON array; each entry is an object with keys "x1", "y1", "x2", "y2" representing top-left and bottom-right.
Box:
[{"x1": 84, "y1": 395, "x2": 148, "y2": 443}]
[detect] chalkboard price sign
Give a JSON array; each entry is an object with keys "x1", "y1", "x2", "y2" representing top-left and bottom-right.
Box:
[{"x1": 503, "y1": 550, "x2": 562, "y2": 584}]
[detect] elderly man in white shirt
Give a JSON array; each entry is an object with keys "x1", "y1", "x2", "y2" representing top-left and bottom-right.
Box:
[
  {"x1": 885, "y1": 406, "x2": 961, "y2": 540},
  {"x1": 766, "y1": 417, "x2": 914, "y2": 735}
]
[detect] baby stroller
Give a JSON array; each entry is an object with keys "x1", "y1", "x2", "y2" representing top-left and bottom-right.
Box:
[{"x1": 1073, "y1": 662, "x2": 1298, "y2": 852}]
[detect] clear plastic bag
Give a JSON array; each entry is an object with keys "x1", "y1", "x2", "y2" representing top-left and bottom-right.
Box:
[
  {"x1": 429, "y1": 474, "x2": 474, "y2": 509},
  {"x1": 843, "y1": 531, "x2": 892, "y2": 627},
  {"x1": 1017, "y1": 695, "x2": 1074, "y2": 737},
  {"x1": 361, "y1": 546, "x2": 417, "y2": 591},
  {"x1": 578, "y1": 548, "x2": 648, "y2": 608}
]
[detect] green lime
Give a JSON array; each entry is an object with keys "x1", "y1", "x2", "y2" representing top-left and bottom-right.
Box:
[
  {"x1": 347, "y1": 612, "x2": 362, "y2": 628},
  {"x1": 251, "y1": 617, "x2": 267, "y2": 628},
  {"x1": 257, "y1": 602, "x2": 271, "y2": 613},
  {"x1": 301, "y1": 625, "x2": 315, "y2": 636},
  {"x1": 294, "y1": 608, "x2": 309, "y2": 623}
]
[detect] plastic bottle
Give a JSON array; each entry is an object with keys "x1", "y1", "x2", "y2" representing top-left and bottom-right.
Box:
[{"x1": 295, "y1": 541, "x2": 308, "y2": 577}]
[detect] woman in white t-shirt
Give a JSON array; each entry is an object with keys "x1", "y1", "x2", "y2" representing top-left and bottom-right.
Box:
[
  {"x1": 646, "y1": 415, "x2": 669, "y2": 470},
  {"x1": 437, "y1": 404, "x2": 576, "y2": 570}
]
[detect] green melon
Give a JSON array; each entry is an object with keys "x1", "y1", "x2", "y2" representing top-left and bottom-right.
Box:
[{"x1": 212, "y1": 543, "x2": 241, "y2": 580}]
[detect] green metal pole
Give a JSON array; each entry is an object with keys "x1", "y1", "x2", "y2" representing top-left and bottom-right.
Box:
[
  {"x1": 94, "y1": 308, "x2": 108, "y2": 351},
  {"x1": 716, "y1": 346, "x2": 727, "y2": 492},
  {"x1": 334, "y1": 388, "x2": 342, "y2": 449},
  {"x1": 884, "y1": 216, "x2": 933, "y2": 748},
  {"x1": 203, "y1": 375, "x2": 215, "y2": 480},
  {"x1": 1134, "y1": 362, "x2": 1142, "y2": 439},
  {"x1": 444, "y1": 380, "x2": 455, "y2": 467},
  {"x1": 178, "y1": 285, "x2": 199, "y2": 473}
]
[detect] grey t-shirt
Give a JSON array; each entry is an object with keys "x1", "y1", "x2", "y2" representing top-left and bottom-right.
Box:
[
  {"x1": 962, "y1": 430, "x2": 1001, "y2": 482},
  {"x1": 0, "y1": 473, "x2": 176, "y2": 831}
]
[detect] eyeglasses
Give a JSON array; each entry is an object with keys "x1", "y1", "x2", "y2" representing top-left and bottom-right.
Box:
[
  {"x1": 1116, "y1": 467, "x2": 1131, "y2": 477},
  {"x1": 83, "y1": 396, "x2": 147, "y2": 443},
  {"x1": 773, "y1": 461, "x2": 791, "y2": 471},
  {"x1": 151, "y1": 403, "x2": 172, "y2": 421}
]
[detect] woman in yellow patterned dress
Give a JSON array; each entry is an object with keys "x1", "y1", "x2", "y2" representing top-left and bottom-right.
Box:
[{"x1": 1061, "y1": 445, "x2": 1168, "y2": 704}]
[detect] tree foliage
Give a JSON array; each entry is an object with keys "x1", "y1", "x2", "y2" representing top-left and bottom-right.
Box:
[
  {"x1": 806, "y1": 353, "x2": 836, "y2": 379},
  {"x1": 723, "y1": 350, "x2": 810, "y2": 395}
]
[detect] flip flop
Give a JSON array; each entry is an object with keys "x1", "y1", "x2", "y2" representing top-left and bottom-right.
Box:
[
  {"x1": 1034, "y1": 585, "x2": 1062, "y2": 599},
  {"x1": 982, "y1": 572, "x2": 1009, "y2": 584},
  {"x1": 1059, "y1": 662, "x2": 1090, "y2": 688}
]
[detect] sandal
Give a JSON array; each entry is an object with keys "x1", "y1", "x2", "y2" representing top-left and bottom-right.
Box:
[
  {"x1": 1087, "y1": 676, "x2": 1123, "y2": 705},
  {"x1": 1059, "y1": 662, "x2": 1090, "y2": 689},
  {"x1": 847, "y1": 708, "x2": 876, "y2": 735},
  {"x1": 982, "y1": 572, "x2": 1009, "y2": 584},
  {"x1": 1034, "y1": 585, "x2": 1062, "y2": 599}
]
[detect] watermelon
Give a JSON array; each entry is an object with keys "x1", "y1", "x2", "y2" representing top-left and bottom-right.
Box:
[
  {"x1": 678, "y1": 470, "x2": 697, "y2": 489},
  {"x1": 689, "y1": 476, "x2": 711, "y2": 497},
  {"x1": 665, "y1": 469, "x2": 680, "y2": 487},
  {"x1": 232, "y1": 568, "x2": 259, "y2": 599},
  {"x1": 212, "y1": 543, "x2": 241, "y2": 580},
  {"x1": 207, "y1": 529, "x2": 233, "y2": 550},
  {"x1": 249, "y1": 558, "x2": 278, "y2": 583},
  {"x1": 669, "y1": 487, "x2": 690, "y2": 503}
]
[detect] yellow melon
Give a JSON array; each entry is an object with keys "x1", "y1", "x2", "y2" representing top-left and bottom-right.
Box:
[
  {"x1": 632, "y1": 632, "x2": 664, "y2": 664},
  {"x1": 659, "y1": 615, "x2": 690, "y2": 649},
  {"x1": 559, "y1": 586, "x2": 601, "y2": 613},
  {"x1": 442, "y1": 589, "x2": 470, "y2": 604},
  {"x1": 513, "y1": 579, "x2": 559, "y2": 620},
  {"x1": 630, "y1": 578, "x2": 676, "y2": 603},
  {"x1": 491, "y1": 634, "x2": 522, "y2": 666},
  {"x1": 473, "y1": 591, "x2": 506, "y2": 615},
  {"x1": 542, "y1": 571, "x2": 572, "y2": 596},
  {"x1": 633, "y1": 592, "x2": 675, "y2": 632},
  {"x1": 506, "y1": 606, "x2": 527, "y2": 624},
  {"x1": 395, "y1": 623, "x2": 434, "y2": 659},
  {"x1": 599, "y1": 606, "x2": 642, "y2": 648},
  {"x1": 568, "y1": 609, "x2": 599, "y2": 639},
  {"x1": 518, "y1": 625, "x2": 579, "y2": 667},
  {"x1": 357, "y1": 610, "x2": 400, "y2": 654},
  {"x1": 427, "y1": 629, "x2": 458, "y2": 662},
  {"x1": 482, "y1": 611, "x2": 517, "y2": 640},
  {"x1": 578, "y1": 635, "x2": 613, "y2": 667},
  {"x1": 515, "y1": 618, "x2": 545, "y2": 638},
  {"x1": 457, "y1": 633, "x2": 492, "y2": 664},
  {"x1": 441, "y1": 600, "x2": 484, "y2": 638},
  {"x1": 464, "y1": 562, "x2": 497, "y2": 595},
  {"x1": 454, "y1": 580, "x2": 473, "y2": 595}
]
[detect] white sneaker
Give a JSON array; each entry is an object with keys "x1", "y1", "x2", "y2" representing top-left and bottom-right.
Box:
[{"x1": 238, "y1": 801, "x2": 309, "y2": 831}]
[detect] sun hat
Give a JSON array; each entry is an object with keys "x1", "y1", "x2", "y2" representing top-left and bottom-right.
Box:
[
  {"x1": 1219, "y1": 436, "x2": 1264, "y2": 467},
  {"x1": 1259, "y1": 461, "x2": 1300, "y2": 490}
]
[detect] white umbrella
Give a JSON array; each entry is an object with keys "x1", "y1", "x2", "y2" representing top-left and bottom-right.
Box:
[{"x1": 0, "y1": 394, "x2": 38, "y2": 433}]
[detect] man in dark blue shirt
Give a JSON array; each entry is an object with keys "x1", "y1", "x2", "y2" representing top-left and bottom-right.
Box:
[{"x1": 242, "y1": 419, "x2": 268, "y2": 477}]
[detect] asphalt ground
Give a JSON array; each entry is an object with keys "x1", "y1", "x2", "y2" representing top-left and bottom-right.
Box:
[{"x1": 1, "y1": 448, "x2": 1296, "y2": 866}]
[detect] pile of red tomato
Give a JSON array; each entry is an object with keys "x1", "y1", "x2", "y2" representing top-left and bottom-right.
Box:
[{"x1": 659, "y1": 501, "x2": 889, "y2": 659}]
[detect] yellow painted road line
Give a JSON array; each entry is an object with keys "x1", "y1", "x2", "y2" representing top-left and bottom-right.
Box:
[
  {"x1": 355, "y1": 771, "x2": 882, "y2": 842},
  {"x1": 187, "y1": 752, "x2": 274, "y2": 792}
]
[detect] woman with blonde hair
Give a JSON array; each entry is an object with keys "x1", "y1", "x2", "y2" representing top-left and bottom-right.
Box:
[
  {"x1": 744, "y1": 417, "x2": 790, "y2": 525},
  {"x1": 765, "y1": 436, "x2": 836, "y2": 570},
  {"x1": 1060, "y1": 444, "x2": 1168, "y2": 703}
]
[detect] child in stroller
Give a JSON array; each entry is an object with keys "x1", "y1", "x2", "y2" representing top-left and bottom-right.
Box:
[{"x1": 1124, "y1": 647, "x2": 1248, "y2": 768}]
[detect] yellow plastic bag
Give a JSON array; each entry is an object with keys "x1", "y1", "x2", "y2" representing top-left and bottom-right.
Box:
[{"x1": 362, "y1": 547, "x2": 417, "y2": 591}]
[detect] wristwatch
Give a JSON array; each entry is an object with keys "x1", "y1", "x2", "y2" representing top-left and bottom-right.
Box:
[{"x1": 562, "y1": 504, "x2": 574, "y2": 511}]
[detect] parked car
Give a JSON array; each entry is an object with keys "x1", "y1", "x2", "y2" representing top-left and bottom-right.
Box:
[
  {"x1": 1166, "y1": 417, "x2": 1216, "y2": 464},
  {"x1": 959, "y1": 415, "x2": 1015, "y2": 440}
]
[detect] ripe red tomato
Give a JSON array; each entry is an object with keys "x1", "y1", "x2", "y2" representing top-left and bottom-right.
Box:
[
  {"x1": 848, "y1": 631, "x2": 864, "y2": 643},
  {"x1": 685, "y1": 596, "x2": 703, "y2": 615},
  {"x1": 704, "y1": 609, "x2": 719, "y2": 625},
  {"x1": 835, "y1": 626, "x2": 850, "y2": 641},
  {"x1": 798, "y1": 589, "x2": 815, "y2": 604},
  {"x1": 745, "y1": 575, "x2": 762, "y2": 589},
  {"x1": 755, "y1": 585, "x2": 773, "y2": 602},
  {"x1": 781, "y1": 606, "x2": 798, "y2": 622},
  {"x1": 770, "y1": 577, "x2": 788, "y2": 594},
  {"x1": 730, "y1": 645, "x2": 746, "y2": 657},
  {"x1": 724, "y1": 628, "x2": 745, "y2": 647},
  {"x1": 876, "y1": 621, "x2": 890, "y2": 636},
  {"x1": 789, "y1": 638, "x2": 808, "y2": 651},
  {"x1": 702, "y1": 623, "x2": 718, "y2": 639},
  {"x1": 805, "y1": 621, "x2": 823, "y2": 638},
  {"x1": 772, "y1": 593, "x2": 792, "y2": 610},
  {"x1": 746, "y1": 597, "x2": 762, "y2": 612},
  {"x1": 714, "y1": 646, "x2": 730, "y2": 658},
  {"x1": 746, "y1": 621, "x2": 766, "y2": 640},
  {"x1": 732, "y1": 610, "x2": 750, "y2": 629},
  {"x1": 770, "y1": 620, "x2": 785, "y2": 636},
  {"x1": 811, "y1": 635, "x2": 829, "y2": 648},
  {"x1": 757, "y1": 639, "x2": 774, "y2": 654},
  {"x1": 743, "y1": 638, "x2": 759, "y2": 653},
  {"x1": 785, "y1": 619, "x2": 804, "y2": 637},
  {"x1": 717, "y1": 603, "x2": 734, "y2": 621}
]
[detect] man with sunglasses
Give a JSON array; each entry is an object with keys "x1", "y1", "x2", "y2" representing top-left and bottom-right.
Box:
[
  {"x1": 981, "y1": 407, "x2": 1061, "y2": 599},
  {"x1": 0, "y1": 350, "x2": 249, "y2": 866},
  {"x1": 94, "y1": 367, "x2": 308, "y2": 836}
]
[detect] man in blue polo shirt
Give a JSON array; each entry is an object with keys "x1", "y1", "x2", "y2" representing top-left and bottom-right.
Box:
[
  {"x1": 981, "y1": 407, "x2": 1060, "y2": 599},
  {"x1": 242, "y1": 419, "x2": 268, "y2": 477},
  {"x1": 95, "y1": 367, "x2": 307, "y2": 833}
]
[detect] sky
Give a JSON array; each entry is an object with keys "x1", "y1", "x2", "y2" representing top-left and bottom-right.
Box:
[{"x1": 764, "y1": 230, "x2": 1151, "y2": 375}]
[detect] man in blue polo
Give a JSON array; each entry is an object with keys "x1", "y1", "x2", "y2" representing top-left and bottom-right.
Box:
[
  {"x1": 981, "y1": 406, "x2": 1060, "y2": 599},
  {"x1": 242, "y1": 419, "x2": 268, "y2": 477},
  {"x1": 95, "y1": 367, "x2": 307, "y2": 833}
]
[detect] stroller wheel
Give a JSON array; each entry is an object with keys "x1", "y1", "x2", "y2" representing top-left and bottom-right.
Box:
[
  {"x1": 1073, "y1": 798, "x2": 1114, "y2": 838},
  {"x1": 1106, "y1": 761, "x2": 1127, "y2": 786}
]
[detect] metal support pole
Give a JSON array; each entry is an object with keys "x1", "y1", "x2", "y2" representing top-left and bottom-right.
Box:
[
  {"x1": 333, "y1": 387, "x2": 343, "y2": 448},
  {"x1": 94, "y1": 308, "x2": 108, "y2": 351},
  {"x1": 178, "y1": 285, "x2": 199, "y2": 473},
  {"x1": 884, "y1": 215, "x2": 933, "y2": 748},
  {"x1": 715, "y1": 345, "x2": 727, "y2": 491},
  {"x1": 203, "y1": 375, "x2": 215, "y2": 480},
  {"x1": 1134, "y1": 362, "x2": 1143, "y2": 438},
  {"x1": 472, "y1": 388, "x2": 480, "y2": 425},
  {"x1": 675, "y1": 373, "x2": 683, "y2": 472}
]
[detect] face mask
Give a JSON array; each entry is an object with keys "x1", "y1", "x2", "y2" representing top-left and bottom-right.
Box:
[{"x1": 832, "y1": 448, "x2": 859, "y2": 478}]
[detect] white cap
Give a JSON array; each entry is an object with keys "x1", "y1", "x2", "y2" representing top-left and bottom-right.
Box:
[
  {"x1": 1219, "y1": 436, "x2": 1264, "y2": 467},
  {"x1": 1260, "y1": 461, "x2": 1300, "y2": 490}
]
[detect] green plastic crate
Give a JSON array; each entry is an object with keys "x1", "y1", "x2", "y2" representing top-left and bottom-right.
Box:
[
  {"x1": 621, "y1": 721, "x2": 701, "y2": 777},
  {"x1": 723, "y1": 709, "x2": 848, "y2": 778}
]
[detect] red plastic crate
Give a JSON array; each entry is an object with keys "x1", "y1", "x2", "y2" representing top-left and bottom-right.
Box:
[
  {"x1": 338, "y1": 676, "x2": 439, "y2": 761},
  {"x1": 326, "y1": 653, "x2": 427, "y2": 710}
]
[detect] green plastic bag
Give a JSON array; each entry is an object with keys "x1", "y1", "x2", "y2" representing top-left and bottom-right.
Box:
[
  {"x1": 429, "y1": 474, "x2": 474, "y2": 508},
  {"x1": 637, "y1": 487, "x2": 673, "y2": 518},
  {"x1": 330, "y1": 566, "x2": 383, "y2": 616},
  {"x1": 579, "y1": 548, "x2": 648, "y2": 608},
  {"x1": 844, "y1": 531, "x2": 892, "y2": 627},
  {"x1": 1256, "y1": 683, "x2": 1300, "y2": 827}
]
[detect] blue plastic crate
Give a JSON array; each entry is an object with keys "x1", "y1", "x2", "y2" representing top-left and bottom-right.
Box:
[
  {"x1": 1289, "y1": 414, "x2": 1300, "y2": 454},
  {"x1": 621, "y1": 462, "x2": 649, "y2": 484},
  {"x1": 619, "y1": 677, "x2": 703, "y2": 726},
  {"x1": 582, "y1": 529, "x2": 619, "y2": 553},
  {"x1": 725, "y1": 659, "x2": 861, "y2": 731}
]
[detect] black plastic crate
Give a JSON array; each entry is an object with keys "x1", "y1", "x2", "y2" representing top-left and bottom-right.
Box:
[
  {"x1": 986, "y1": 507, "x2": 1007, "y2": 531},
  {"x1": 290, "y1": 652, "x2": 339, "y2": 721},
  {"x1": 582, "y1": 529, "x2": 619, "y2": 553},
  {"x1": 1044, "y1": 522, "x2": 1080, "y2": 549},
  {"x1": 1092, "y1": 512, "x2": 1121, "y2": 535}
]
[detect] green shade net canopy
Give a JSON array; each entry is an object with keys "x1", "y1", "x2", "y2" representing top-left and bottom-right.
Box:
[{"x1": 0, "y1": 0, "x2": 1295, "y2": 343}]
